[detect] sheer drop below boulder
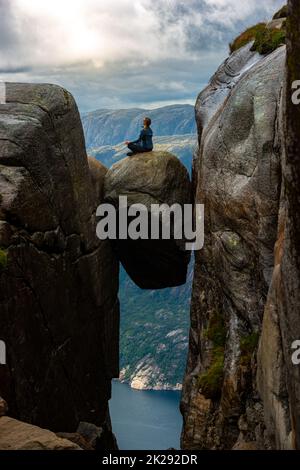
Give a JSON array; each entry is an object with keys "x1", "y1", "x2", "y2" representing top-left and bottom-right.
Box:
[{"x1": 104, "y1": 151, "x2": 191, "y2": 289}]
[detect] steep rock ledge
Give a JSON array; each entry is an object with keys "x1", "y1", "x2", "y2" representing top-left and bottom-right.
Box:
[
  {"x1": 0, "y1": 83, "x2": 119, "y2": 443},
  {"x1": 181, "y1": 44, "x2": 286, "y2": 449}
]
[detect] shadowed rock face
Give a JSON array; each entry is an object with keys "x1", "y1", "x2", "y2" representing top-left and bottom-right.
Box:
[
  {"x1": 0, "y1": 416, "x2": 82, "y2": 450},
  {"x1": 104, "y1": 151, "x2": 191, "y2": 289},
  {"x1": 0, "y1": 83, "x2": 119, "y2": 436},
  {"x1": 280, "y1": 0, "x2": 300, "y2": 448},
  {"x1": 257, "y1": 0, "x2": 300, "y2": 450},
  {"x1": 181, "y1": 44, "x2": 286, "y2": 449}
]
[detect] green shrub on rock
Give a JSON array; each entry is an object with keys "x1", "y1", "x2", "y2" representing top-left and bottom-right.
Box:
[
  {"x1": 198, "y1": 347, "x2": 225, "y2": 399},
  {"x1": 239, "y1": 332, "x2": 260, "y2": 366},
  {"x1": 230, "y1": 23, "x2": 266, "y2": 53}
]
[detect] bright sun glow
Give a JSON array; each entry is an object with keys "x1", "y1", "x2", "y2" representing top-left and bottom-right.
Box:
[{"x1": 15, "y1": 0, "x2": 103, "y2": 63}]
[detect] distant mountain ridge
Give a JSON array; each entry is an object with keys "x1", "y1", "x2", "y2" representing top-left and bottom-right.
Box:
[{"x1": 82, "y1": 104, "x2": 196, "y2": 148}]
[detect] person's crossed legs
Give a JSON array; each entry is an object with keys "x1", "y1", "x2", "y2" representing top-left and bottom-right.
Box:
[{"x1": 127, "y1": 143, "x2": 151, "y2": 156}]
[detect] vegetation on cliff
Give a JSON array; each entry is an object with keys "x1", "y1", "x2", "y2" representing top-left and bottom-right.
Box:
[
  {"x1": 240, "y1": 332, "x2": 260, "y2": 366},
  {"x1": 198, "y1": 312, "x2": 226, "y2": 399},
  {"x1": 119, "y1": 267, "x2": 191, "y2": 389}
]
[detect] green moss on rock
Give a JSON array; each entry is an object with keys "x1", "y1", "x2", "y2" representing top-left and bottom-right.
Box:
[
  {"x1": 198, "y1": 347, "x2": 225, "y2": 399},
  {"x1": 273, "y1": 5, "x2": 288, "y2": 20},
  {"x1": 203, "y1": 311, "x2": 226, "y2": 348},
  {"x1": 199, "y1": 312, "x2": 226, "y2": 399},
  {"x1": 0, "y1": 249, "x2": 8, "y2": 270},
  {"x1": 251, "y1": 27, "x2": 286, "y2": 55},
  {"x1": 240, "y1": 332, "x2": 260, "y2": 366},
  {"x1": 230, "y1": 23, "x2": 266, "y2": 53},
  {"x1": 230, "y1": 22, "x2": 286, "y2": 55}
]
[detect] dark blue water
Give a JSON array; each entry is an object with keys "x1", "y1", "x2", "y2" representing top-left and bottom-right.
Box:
[{"x1": 109, "y1": 380, "x2": 183, "y2": 450}]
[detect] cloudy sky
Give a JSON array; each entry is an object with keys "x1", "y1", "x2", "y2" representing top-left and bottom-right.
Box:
[{"x1": 0, "y1": 0, "x2": 283, "y2": 112}]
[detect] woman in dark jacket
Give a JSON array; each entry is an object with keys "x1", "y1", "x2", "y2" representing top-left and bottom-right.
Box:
[{"x1": 125, "y1": 117, "x2": 153, "y2": 156}]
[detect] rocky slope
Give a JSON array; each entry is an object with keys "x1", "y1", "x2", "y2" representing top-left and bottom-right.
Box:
[
  {"x1": 82, "y1": 105, "x2": 196, "y2": 148},
  {"x1": 0, "y1": 83, "x2": 119, "y2": 445},
  {"x1": 181, "y1": 2, "x2": 300, "y2": 450}
]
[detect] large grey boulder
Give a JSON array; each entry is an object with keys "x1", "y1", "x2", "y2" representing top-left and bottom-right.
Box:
[
  {"x1": 0, "y1": 83, "x2": 119, "y2": 437},
  {"x1": 104, "y1": 151, "x2": 191, "y2": 289}
]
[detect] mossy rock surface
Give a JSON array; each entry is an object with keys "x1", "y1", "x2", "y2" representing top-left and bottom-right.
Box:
[
  {"x1": 0, "y1": 249, "x2": 7, "y2": 270},
  {"x1": 273, "y1": 5, "x2": 288, "y2": 20},
  {"x1": 203, "y1": 311, "x2": 226, "y2": 348},
  {"x1": 251, "y1": 27, "x2": 286, "y2": 55},
  {"x1": 230, "y1": 23, "x2": 266, "y2": 53},
  {"x1": 198, "y1": 347, "x2": 224, "y2": 399}
]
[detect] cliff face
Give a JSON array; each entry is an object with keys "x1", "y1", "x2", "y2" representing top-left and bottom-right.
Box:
[
  {"x1": 0, "y1": 83, "x2": 119, "y2": 439},
  {"x1": 104, "y1": 151, "x2": 191, "y2": 289},
  {"x1": 82, "y1": 105, "x2": 196, "y2": 148},
  {"x1": 181, "y1": 43, "x2": 286, "y2": 449},
  {"x1": 182, "y1": 2, "x2": 300, "y2": 450}
]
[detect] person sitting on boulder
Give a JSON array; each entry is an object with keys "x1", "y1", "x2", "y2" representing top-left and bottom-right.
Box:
[{"x1": 125, "y1": 117, "x2": 153, "y2": 156}]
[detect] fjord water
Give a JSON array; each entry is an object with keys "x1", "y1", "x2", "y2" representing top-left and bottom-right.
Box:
[{"x1": 109, "y1": 380, "x2": 182, "y2": 450}]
